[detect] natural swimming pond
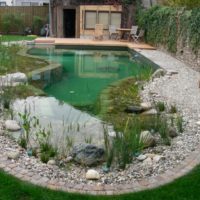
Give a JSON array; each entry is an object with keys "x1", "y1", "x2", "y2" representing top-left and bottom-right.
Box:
[{"x1": 28, "y1": 46, "x2": 157, "y2": 114}]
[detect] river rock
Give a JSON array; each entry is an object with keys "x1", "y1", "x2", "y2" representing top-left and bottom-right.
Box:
[
  {"x1": 153, "y1": 155, "x2": 165, "y2": 163},
  {"x1": 143, "y1": 157, "x2": 153, "y2": 166},
  {"x1": 168, "y1": 127, "x2": 178, "y2": 138},
  {"x1": 151, "y1": 69, "x2": 166, "y2": 80},
  {"x1": 137, "y1": 154, "x2": 147, "y2": 161},
  {"x1": 142, "y1": 109, "x2": 158, "y2": 115},
  {"x1": 47, "y1": 160, "x2": 56, "y2": 165},
  {"x1": 86, "y1": 169, "x2": 100, "y2": 180},
  {"x1": 71, "y1": 143, "x2": 105, "y2": 166},
  {"x1": 140, "y1": 131, "x2": 156, "y2": 148},
  {"x1": 7, "y1": 151, "x2": 20, "y2": 160},
  {"x1": 140, "y1": 102, "x2": 152, "y2": 111},
  {"x1": 5, "y1": 120, "x2": 21, "y2": 131},
  {"x1": 1, "y1": 72, "x2": 27, "y2": 86}
]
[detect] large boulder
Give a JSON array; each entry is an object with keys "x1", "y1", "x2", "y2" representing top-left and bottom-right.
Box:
[
  {"x1": 1, "y1": 72, "x2": 27, "y2": 86},
  {"x1": 5, "y1": 120, "x2": 21, "y2": 131},
  {"x1": 71, "y1": 143, "x2": 105, "y2": 166},
  {"x1": 140, "y1": 131, "x2": 156, "y2": 148}
]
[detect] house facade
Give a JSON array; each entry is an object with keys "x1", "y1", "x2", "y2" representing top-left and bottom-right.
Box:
[{"x1": 51, "y1": 1, "x2": 122, "y2": 38}]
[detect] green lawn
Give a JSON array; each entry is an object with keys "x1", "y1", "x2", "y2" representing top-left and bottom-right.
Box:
[
  {"x1": 0, "y1": 35, "x2": 37, "y2": 42},
  {"x1": 0, "y1": 165, "x2": 200, "y2": 200}
]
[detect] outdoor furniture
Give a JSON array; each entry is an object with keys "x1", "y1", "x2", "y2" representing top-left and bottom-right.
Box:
[
  {"x1": 129, "y1": 25, "x2": 138, "y2": 40},
  {"x1": 116, "y1": 28, "x2": 131, "y2": 41},
  {"x1": 132, "y1": 29, "x2": 145, "y2": 43},
  {"x1": 109, "y1": 25, "x2": 119, "y2": 40},
  {"x1": 94, "y1": 24, "x2": 104, "y2": 40}
]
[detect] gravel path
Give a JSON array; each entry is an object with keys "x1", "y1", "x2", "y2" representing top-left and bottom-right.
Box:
[{"x1": 1, "y1": 49, "x2": 200, "y2": 193}]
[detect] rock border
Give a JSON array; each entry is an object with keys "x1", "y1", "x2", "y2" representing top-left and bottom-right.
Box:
[{"x1": 1, "y1": 48, "x2": 200, "y2": 195}]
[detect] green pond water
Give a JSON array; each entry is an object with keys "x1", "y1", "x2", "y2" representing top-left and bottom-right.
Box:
[{"x1": 28, "y1": 47, "x2": 156, "y2": 110}]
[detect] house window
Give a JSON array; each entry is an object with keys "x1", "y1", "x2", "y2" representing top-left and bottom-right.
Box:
[
  {"x1": 85, "y1": 11, "x2": 97, "y2": 29},
  {"x1": 110, "y1": 12, "x2": 121, "y2": 28},
  {"x1": 98, "y1": 12, "x2": 109, "y2": 29}
]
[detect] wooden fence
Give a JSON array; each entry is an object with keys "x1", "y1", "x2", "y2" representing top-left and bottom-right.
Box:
[{"x1": 0, "y1": 6, "x2": 49, "y2": 34}]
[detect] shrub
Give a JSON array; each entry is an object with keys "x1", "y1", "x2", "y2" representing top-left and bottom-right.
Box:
[
  {"x1": 2, "y1": 13, "x2": 24, "y2": 34},
  {"x1": 33, "y1": 16, "x2": 44, "y2": 35},
  {"x1": 155, "y1": 101, "x2": 165, "y2": 112},
  {"x1": 169, "y1": 105, "x2": 177, "y2": 113}
]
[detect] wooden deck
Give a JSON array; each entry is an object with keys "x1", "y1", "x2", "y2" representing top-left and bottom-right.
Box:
[{"x1": 34, "y1": 38, "x2": 156, "y2": 50}]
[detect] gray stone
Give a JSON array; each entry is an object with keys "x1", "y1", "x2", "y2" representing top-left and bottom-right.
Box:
[
  {"x1": 0, "y1": 72, "x2": 27, "y2": 86},
  {"x1": 137, "y1": 154, "x2": 147, "y2": 161},
  {"x1": 168, "y1": 127, "x2": 178, "y2": 138},
  {"x1": 7, "y1": 151, "x2": 20, "y2": 160},
  {"x1": 151, "y1": 69, "x2": 166, "y2": 80},
  {"x1": 86, "y1": 169, "x2": 100, "y2": 180},
  {"x1": 166, "y1": 70, "x2": 178, "y2": 76},
  {"x1": 140, "y1": 131, "x2": 156, "y2": 148},
  {"x1": 71, "y1": 143, "x2": 105, "y2": 166},
  {"x1": 5, "y1": 120, "x2": 21, "y2": 131}
]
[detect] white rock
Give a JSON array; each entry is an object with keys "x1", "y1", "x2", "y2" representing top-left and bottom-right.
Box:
[
  {"x1": 47, "y1": 160, "x2": 56, "y2": 165},
  {"x1": 153, "y1": 155, "x2": 165, "y2": 163},
  {"x1": 7, "y1": 151, "x2": 20, "y2": 160},
  {"x1": 66, "y1": 156, "x2": 73, "y2": 163},
  {"x1": 137, "y1": 154, "x2": 147, "y2": 161},
  {"x1": 140, "y1": 102, "x2": 152, "y2": 110},
  {"x1": 142, "y1": 109, "x2": 158, "y2": 115},
  {"x1": 145, "y1": 153, "x2": 156, "y2": 159},
  {"x1": 8, "y1": 72, "x2": 27, "y2": 83},
  {"x1": 86, "y1": 169, "x2": 100, "y2": 180},
  {"x1": 143, "y1": 157, "x2": 153, "y2": 166},
  {"x1": 5, "y1": 120, "x2": 21, "y2": 131},
  {"x1": 196, "y1": 121, "x2": 200, "y2": 126}
]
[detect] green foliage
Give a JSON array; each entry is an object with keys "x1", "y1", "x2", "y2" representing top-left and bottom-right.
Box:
[
  {"x1": 2, "y1": 13, "x2": 25, "y2": 34},
  {"x1": 18, "y1": 107, "x2": 38, "y2": 149},
  {"x1": 138, "y1": 6, "x2": 200, "y2": 54},
  {"x1": 176, "y1": 114, "x2": 184, "y2": 133},
  {"x1": 155, "y1": 101, "x2": 165, "y2": 112},
  {"x1": 169, "y1": 105, "x2": 177, "y2": 113},
  {"x1": 33, "y1": 16, "x2": 44, "y2": 35},
  {"x1": 167, "y1": 0, "x2": 200, "y2": 9}
]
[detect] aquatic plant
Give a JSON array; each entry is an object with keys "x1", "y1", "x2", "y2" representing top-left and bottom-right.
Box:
[{"x1": 176, "y1": 115, "x2": 184, "y2": 133}]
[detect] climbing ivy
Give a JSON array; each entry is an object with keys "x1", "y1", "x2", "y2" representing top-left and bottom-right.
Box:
[{"x1": 138, "y1": 6, "x2": 200, "y2": 54}]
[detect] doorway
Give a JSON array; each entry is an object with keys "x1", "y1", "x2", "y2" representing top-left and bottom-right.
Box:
[{"x1": 63, "y1": 9, "x2": 76, "y2": 38}]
